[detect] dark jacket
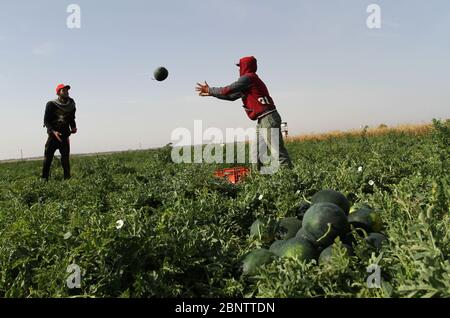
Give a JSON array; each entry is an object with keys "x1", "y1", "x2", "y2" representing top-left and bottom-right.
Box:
[
  {"x1": 208, "y1": 56, "x2": 276, "y2": 121},
  {"x1": 43, "y1": 98, "x2": 76, "y2": 138}
]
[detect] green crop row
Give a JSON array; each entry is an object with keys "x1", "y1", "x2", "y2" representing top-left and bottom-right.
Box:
[{"x1": 0, "y1": 119, "x2": 448, "y2": 298}]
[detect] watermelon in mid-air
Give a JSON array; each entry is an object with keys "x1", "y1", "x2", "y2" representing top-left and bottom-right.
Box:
[{"x1": 154, "y1": 66, "x2": 169, "y2": 81}]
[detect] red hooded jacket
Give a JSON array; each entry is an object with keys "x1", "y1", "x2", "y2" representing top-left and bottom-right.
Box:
[{"x1": 208, "y1": 56, "x2": 277, "y2": 121}]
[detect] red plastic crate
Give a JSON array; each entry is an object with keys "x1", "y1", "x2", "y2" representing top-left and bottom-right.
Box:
[{"x1": 214, "y1": 167, "x2": 250, "y2": 184}]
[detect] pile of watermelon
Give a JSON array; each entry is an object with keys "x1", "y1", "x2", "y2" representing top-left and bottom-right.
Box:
[{"x1": 242, "y1": 189, "x2": 387, "y2": 275}]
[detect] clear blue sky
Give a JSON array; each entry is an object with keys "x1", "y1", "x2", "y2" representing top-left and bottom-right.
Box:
[{"x1": 0, "y1": 0, "x2": 449, "y2": 160}]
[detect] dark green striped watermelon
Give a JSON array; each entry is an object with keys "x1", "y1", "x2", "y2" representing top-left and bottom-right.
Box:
[
  {"x1": 276, "y1": 217, "x2": 302, "y2": 240},
  {"x1": 269, "y1": 240, "x2": 285, "y2": 255},
  {"x1": 302, "y1": 202, "x2": 350, "y2": 248},
  {"x1": 271, "y1": 237, "x2": 318, "y2": 261},
  {"x1": 348, "y1": 207, "x2": 383, "y2": 233},
  {"x1": 311, "y1": 189, "x2": 350, "y2": 215},
  {"x1": 295, "y1": 227, "x2": 316, "y2": 243},
  {"x1": 154, "y1": 66, "x2": 169, "y2": 81},
  {"x1": 318, "y1": 243, "x2": 353, "y2": 264},
  {"x1": 241, "y1": 249, "x2": 276, "y2": 275},
  {"x1": 365, "y1": 233, "x2": 387, "y2": 250},
  {"x1": 349, "y1": 202, "x2": 373, "y2": 214}
]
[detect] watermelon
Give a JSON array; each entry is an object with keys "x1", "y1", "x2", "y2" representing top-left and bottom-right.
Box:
[
  {"x1": 272, "y1": 237, "x2": 318, "y2": 261},
  {"x1": 276, "y1": 217, "x2": 302, "y2": 240},
  {"x1": 348, "y1": 207, "x2": 383, "y2": 233},
  {"x1": 365, "y1": 233, "x2": 387, "y2": 250},
  {"x1": 349, "y1": 202, "x2": 373, "y2": 214},
  {"x1": 269, "y1": 240, "x2": 285, "y2": 255},
  {"x1": 318, "y1": 243, "x2": 353, "y2": 264},
  {"x1": 249, "y1": 219, "x2": 277, "y2": 243},
  {"x1": 241, "y1": 249, "x2": 276, "y2": 275},
  {"x1": 295, "y1": 227, "x2": 316, "y2": 243},
  {"x1": 154, "y1": 67, "x2": 169, "y2": 81},
  {"x1": 311, "y1": 189, "x2": 350, "y2": 215},
  {"x1": 302, "y1": 202, "x2": 350, "y2": 248}
]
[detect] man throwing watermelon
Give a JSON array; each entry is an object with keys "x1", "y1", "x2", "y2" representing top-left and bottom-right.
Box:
[{"x1": 195, "y1": 56, "x2": 292, "y2": 172}]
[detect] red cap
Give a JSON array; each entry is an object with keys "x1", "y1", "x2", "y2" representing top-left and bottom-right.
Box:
[{"x1": 56, "y1": 84, "x2": 70, "y2": 95}]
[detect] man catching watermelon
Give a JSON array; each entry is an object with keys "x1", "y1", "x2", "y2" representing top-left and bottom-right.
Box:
[
  {"x1": 42, "y1": 84, "x2": 77, "y2": 181},
  {"x1": 195, "y1": 56, "x2": 293, "y2": 172}
]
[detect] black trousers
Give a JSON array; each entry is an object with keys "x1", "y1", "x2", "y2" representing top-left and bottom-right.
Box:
[{"x1": 42, "y1": 135, "x2": 71, "y2": 180}]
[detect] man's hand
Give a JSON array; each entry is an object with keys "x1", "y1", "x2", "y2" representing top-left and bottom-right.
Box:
[
  {"x1": 52, "y1": 131, "x2": 62, "y2": 142},
  {"x1": 71, "y1": 127, "x2": 77, "y2": 134},
  {"x1": 195, "y1": 81, "x2": 211, "y2": 96}
]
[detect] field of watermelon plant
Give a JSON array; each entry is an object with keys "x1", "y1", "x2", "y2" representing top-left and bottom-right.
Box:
[{"x1": 0, "y1": 119, "x2": 448, "y2": 298}]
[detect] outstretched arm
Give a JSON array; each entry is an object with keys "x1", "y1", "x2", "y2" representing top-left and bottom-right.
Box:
[
  {"x1": 215, "y1": 92, "x2": 243, "y2": 101},
  {"x1": 196, "y1": 76, "x2": 251, "y2": 101}
]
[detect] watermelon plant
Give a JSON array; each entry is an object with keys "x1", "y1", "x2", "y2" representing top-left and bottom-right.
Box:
[
  {"x1": 318, "y1": 241, "x2": 354, "y2": 265},
  {"x1": 0, "y1": 119, "x2": 448, "y2": 298}
]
